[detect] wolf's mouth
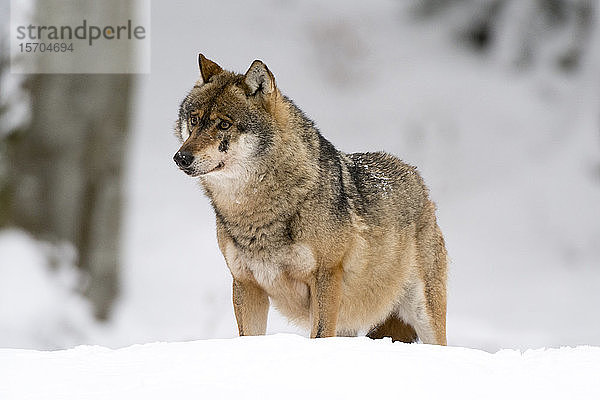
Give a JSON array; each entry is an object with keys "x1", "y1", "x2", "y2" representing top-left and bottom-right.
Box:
[
  {"x1": 199, "y1": 161, "x2": 224, "y2": 175},
  {"x1": 180, "y1": 161, "x2": 225, "y2": 177}
]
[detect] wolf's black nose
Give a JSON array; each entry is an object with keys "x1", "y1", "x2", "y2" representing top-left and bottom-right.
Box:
[{"x1": 174, "y1": 151, "x2": 194, "y2": 169}]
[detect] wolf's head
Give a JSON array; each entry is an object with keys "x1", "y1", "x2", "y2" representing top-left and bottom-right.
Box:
[{"x1": 174, "y1": 54, "x2": 280, "y2": 179}]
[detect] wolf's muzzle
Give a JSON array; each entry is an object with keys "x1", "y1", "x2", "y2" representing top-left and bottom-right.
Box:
[{"x1": 173, "y1": 151, "x2": 194, "y2": 169}]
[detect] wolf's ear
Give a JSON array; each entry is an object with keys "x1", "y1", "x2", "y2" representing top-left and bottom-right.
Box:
[
  {"x1": 198, "y1": 53, "x2": 223, "y2": 84},
  {"x1": 243, "y1": 60, "x2": 276, "y2": 96}
]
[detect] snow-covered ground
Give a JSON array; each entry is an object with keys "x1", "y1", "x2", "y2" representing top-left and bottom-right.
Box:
[
  {"x1": 1, "y1": 0, "x2": 599, "y2": 353},
  {"x1": 1, "y1": 335, "x2": 599, "y2": 399}
]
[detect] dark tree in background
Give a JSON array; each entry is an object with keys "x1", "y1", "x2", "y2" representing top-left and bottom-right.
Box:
[
  {"x1": 412, "y1": 0, "x2": 599, "y2": 177},
  {"x1": 0, "y1": 0, "x2": 135, "y2": 320},
  {"x1": 413, "y1": 0, "x2": 596, "y2": 73}
]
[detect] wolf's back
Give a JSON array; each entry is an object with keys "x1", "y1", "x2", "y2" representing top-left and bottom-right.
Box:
[{"x1": 344, "y1": 151, "x2": 429, "y2": 228}]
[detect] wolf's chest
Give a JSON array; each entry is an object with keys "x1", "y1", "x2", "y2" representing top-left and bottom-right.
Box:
[
  {"x1": 225, "y1": 242, "x2": 316, "y2": 290},
  {"x1": 245, "y1": 257, "x2": 282, "y2": 288}
]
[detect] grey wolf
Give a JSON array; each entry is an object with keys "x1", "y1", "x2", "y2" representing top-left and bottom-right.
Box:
[{"x1": 173, "y1": 54, "x2": 448, "y2": 344}]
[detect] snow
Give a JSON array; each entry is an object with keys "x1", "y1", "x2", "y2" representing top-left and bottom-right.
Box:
[
  {"x1": 1, "y1": 334, "x2": 599, "y2": 399},
  {"x1": 0, "y1": 230, "x2": 97, "y2": 350}
]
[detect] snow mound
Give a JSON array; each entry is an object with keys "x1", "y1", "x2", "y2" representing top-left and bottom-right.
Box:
[{"x1": 1, "y1": 334, "x2": 599, "y2": 399}]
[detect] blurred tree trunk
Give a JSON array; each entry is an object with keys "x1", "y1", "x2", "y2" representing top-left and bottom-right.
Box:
[{"x1": 1, "y1": 0, "x2": 135, "y2": 320}]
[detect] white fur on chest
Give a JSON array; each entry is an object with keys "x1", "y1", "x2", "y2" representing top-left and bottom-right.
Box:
[{"x1": 224, "y1": 242, "x2": 316, "y2": 289}]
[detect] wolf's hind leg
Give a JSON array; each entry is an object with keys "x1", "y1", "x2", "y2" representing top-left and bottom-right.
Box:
[
  {"x1": 422, "y1": 280, "x2": 447, "y2": 345},
  {"x1": 367, "y1": 314, "x2": 418, "y2": 343},
  {"x1": 420, "y1": 225, "x2": 447, "y2": 345},
  {"x1": 416, "y1": 202, "x2": 448, "y2": 346}
]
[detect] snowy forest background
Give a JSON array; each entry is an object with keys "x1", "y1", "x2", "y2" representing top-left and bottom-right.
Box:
[{"x1": 0, "y1": 0, "x2": 599, "y2": 352}]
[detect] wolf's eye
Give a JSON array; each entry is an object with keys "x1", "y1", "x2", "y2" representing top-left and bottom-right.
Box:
[
  {"x1": 190, "y1": 115, "x2": 199, "y2": 126},
  {"x1": 218, "y1": 121, "x2": 232, "y2": 130}
]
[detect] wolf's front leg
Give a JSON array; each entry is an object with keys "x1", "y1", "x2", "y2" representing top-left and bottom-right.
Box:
[
  {"x1": 232, "y1": 278, "x2": 269, "y2": 336},
  {"x1": 309, "y1": 264, "x2": 343, "y2": 338}
]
